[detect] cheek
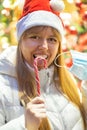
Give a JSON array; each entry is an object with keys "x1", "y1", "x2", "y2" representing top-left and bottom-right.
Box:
[
  {"x1": 21, "y1": 39, "x2": 37, "y2": 48},
  {"x1": 21, "y1": 40, "x2": 36, "y2": 54},
  {"x1": 51, "y1": 44, "x2": 59, "y2": 55}
]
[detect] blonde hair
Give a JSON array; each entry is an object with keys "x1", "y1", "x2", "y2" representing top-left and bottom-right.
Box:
[
  {"x1": 58, "y1": 42, "x2": 86, "y2": 127},
  {"x1": 16, "y1": 26, "x2": 86, "y2": 130}
]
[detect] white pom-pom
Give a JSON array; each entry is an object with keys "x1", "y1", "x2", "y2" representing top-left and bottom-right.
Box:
[{"x1": 50, "y1": 0, "x2": 65, "y2": 12}]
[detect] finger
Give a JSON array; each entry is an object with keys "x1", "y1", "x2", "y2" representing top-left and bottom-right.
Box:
[
  {"x1": 29, "y1": 96, "x2": 45, "y2": 104},
  {"x1": 27, "y1": 102, "x2": 45, "y2": 108},
  {"x1": 35, "y1": 112, "x2": 47, "y2": 119},
  {"x1": 32, "y1": 107, "x2": 46, "y2": 113},
  {"x1": 26, "y1": 104, "x2": 46, "y2": 115}
]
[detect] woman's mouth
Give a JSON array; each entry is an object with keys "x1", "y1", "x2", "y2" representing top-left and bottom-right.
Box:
[
  {"x1": 33, "y1": 54, "x2": 48, "y2": 70},
  {"x1": 33, "y1": 54, "x2": 48, "y2": 59}
]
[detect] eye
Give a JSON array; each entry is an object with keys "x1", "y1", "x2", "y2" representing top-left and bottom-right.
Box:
[
  {"x1": 30, "y1": 35, "x2": 40, "y2": 40},
  {"x1": 48, "y1": 37, "x2": 57, "y2": 43}
]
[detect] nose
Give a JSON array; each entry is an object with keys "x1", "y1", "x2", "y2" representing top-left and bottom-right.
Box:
[{"x1": 39, "y1": 39, "x2": 48, "y2": 50}]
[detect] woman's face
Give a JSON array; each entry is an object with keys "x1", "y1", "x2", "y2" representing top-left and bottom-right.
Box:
[{"x1": 20, "y1": 26, "x2": 60, "y2": 68}]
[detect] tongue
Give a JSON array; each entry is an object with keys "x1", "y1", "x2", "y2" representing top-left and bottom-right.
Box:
[
  {"x1": 37, "y1": 58, "x2": 44, "y2": 68},
  {"x1": 35, "y1": 57, "x2": 47, "y2": 70}
]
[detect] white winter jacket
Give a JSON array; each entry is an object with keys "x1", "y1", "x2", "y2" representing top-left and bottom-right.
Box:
[{"x1": 0, "y1": 46, "x2": 86, "y2": 130}]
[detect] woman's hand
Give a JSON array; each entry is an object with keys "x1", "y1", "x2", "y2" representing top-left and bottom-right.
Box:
[{"x1": 25, "y1": 96, "x2": 46, "y2": 130}]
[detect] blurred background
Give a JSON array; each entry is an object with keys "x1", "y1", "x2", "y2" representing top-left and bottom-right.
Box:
[{"x1": 0, "y1": 0, "x2": 87, "y2": 87}]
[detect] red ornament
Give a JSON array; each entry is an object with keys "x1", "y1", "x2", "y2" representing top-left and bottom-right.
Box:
[
  {"x1": 82, "y1": 11, "x2": 87, "y2": 20},
  {"x1": 78, "y1": 33, "x2": 87, "y2": 45},
  {"x1": 69, "y1": 26, "x2": 78, "y2": 35},
  {"x1": 65, "y1": 58, "x2": 73, "y2": 68},
  {"x1": 75, "y1": 0, "x2": 82, "y2": 8}
]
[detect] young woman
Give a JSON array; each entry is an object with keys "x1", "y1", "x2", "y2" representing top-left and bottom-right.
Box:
[{"x1": 0, "y1": 0, "x2": 86, "y2": 130}]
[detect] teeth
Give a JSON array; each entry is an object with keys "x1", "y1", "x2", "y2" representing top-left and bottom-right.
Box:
[{"x1": 34, "y1": 55, "x2": 47, "y2": 59}]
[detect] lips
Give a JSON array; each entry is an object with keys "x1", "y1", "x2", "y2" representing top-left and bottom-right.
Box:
[{"x1": 33, "y1": 54, "x2": 48, "y2": 59}]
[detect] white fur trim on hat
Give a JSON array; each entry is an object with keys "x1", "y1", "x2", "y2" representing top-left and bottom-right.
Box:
[{"x1": 16, "y1": 10, "x2": 64, "y2": 41}]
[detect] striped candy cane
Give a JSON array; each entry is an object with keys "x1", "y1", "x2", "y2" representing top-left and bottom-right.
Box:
[{"x1": 34, "y1": 57, "x2": 47, "y2": 96}]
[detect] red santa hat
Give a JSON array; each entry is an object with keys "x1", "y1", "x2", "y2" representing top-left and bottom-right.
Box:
[{"x1": 16, "y1": 0, "x2": 65, "y2": 41}]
